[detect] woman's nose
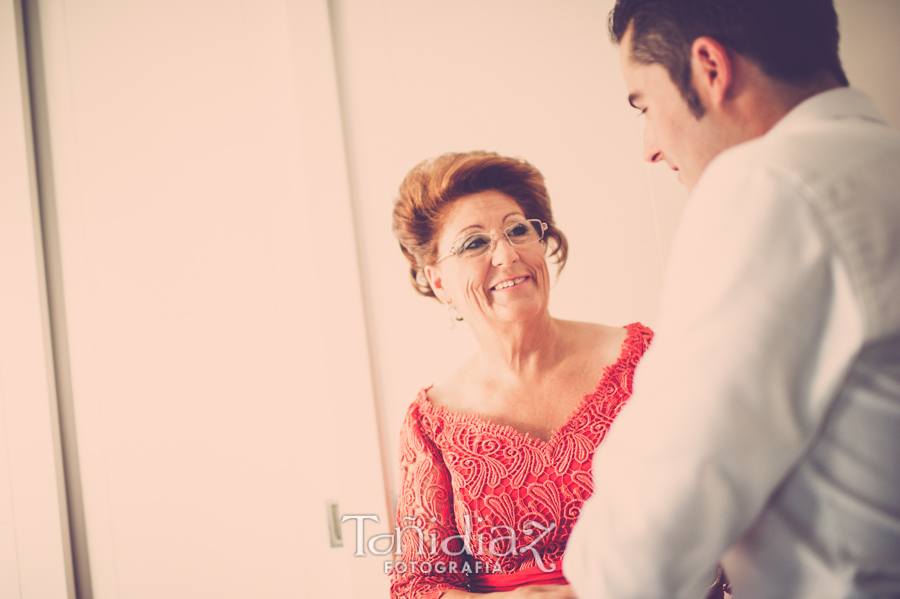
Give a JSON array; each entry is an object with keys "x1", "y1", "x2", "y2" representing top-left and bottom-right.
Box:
[{"x1": 491, "y1": 234, "x2": 519, "y2": 266}]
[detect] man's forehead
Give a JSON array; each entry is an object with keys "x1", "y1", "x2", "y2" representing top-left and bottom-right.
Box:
[
  {"x1": 618, "y1": 24, "x2": 645, "y2": 89},
  {"x1": 618, "y1": 26, "x2": 645, "y2": 98},
  {"x1": 618, "y1": 23, "x2": 637, "y2": 65}
]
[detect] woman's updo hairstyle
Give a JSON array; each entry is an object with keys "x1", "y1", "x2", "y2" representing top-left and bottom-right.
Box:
[{"x1": 392, "y1": 151, "x2": 569, "y2": 299}]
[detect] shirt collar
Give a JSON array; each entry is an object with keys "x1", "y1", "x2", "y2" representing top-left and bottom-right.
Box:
[{"x1": 769, "y1": 87, "x2": 888, "y2": 137}]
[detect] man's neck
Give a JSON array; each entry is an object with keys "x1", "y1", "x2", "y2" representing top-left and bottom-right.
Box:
[{"x1": 730, "y1": 61, "x2": 844, "y2": 141}]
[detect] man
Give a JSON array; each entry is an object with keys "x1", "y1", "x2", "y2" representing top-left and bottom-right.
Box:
[{"x1": 563, "y1": 1, "x2": 900, "y2": 598}]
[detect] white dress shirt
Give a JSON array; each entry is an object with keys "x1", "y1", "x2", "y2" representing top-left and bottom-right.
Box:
[{"x1": 564, "y1": 87, "x2": 900, "y2": 599}]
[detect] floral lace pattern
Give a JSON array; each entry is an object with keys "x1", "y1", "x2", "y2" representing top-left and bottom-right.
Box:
[{"x1": 390, "y1": 324, "x2": 653, "y2": 598}]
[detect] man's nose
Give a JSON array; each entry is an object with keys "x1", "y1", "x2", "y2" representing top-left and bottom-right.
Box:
[{"x1": 643, "y1": 124, "x2": 663, "y2": 163}]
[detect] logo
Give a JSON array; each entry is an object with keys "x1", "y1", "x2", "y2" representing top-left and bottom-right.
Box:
[{"x1": 341, "y1": 514, "x2": 558, "y2": 574}]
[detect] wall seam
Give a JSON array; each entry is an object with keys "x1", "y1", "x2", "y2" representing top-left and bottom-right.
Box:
[
  {"x1": 20, "y1": 1, "x2": 91, "y2": 597},
  {"x1": 324, "y1": 0, "x2": 396, "y2": 521}
]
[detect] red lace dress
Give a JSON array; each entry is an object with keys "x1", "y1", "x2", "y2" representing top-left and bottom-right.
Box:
[{"x1": 390, "y1": 323, "x2": 653, "y2": 598}]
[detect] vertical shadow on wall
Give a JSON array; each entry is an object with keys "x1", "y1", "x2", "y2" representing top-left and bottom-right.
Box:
[
  {"x1": 19, "y1": 1, "x2": 94, "y2": 598},
  {"x1": 325, "y1": 0, "x2": 397, "y2": 519}
]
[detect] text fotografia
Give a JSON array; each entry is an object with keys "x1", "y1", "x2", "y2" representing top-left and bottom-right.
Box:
[
  {"x1": 341, "y1": 514, "x2": 559, "y2": 573},
  {"x1": 386, "y1": 558, "x2": 504, "y2": 576}
]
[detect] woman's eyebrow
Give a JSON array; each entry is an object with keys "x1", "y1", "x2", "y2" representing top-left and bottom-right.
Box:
[
  {"x1": 455, "y1": 224, "x2": 486, "y2": 237},
  {"x1": 454, "y1": 212, "x2": 526, "y2": 237}
]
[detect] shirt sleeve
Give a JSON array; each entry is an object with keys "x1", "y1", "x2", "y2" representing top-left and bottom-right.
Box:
[
  {"x1": 563, "y1": 152, "x2": 865, "y2": 598},
  {"x1": 390, "y1": 402, "x2": 470, "y2": 599}
]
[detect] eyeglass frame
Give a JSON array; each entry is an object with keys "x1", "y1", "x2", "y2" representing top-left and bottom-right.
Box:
[{"x1": 433, "y1": 219, "x2": 549, "y2": 264}]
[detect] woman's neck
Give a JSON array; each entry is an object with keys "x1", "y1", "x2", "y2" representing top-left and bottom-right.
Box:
[{"x1": 469, "y1": 311, "x2": 563, "y2": 381}]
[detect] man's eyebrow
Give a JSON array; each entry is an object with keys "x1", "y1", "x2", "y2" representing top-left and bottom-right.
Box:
[{"x1": 628, "y1": 93, "x2": 641, "y2": 109}]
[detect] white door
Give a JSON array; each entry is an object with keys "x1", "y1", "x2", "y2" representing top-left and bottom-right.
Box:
[{"x1": 24, "y1": 0, "x2": 389, "y2": 596}]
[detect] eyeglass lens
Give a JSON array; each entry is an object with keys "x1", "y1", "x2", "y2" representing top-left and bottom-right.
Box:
[{"x1": 454, "y1": 220, "x2": 544, "y2": 259}]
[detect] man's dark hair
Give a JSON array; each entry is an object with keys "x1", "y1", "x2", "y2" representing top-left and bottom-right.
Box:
[{"x1": 609, "y1": 0, "x2": 849, "y2": 117}]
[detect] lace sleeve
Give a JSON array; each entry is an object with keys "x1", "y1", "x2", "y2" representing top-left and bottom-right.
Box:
[{"x1": 390, "y1": 401, "x2": 469, "y2": 599}]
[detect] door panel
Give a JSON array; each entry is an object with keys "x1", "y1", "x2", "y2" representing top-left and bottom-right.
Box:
[{"x1": 27, "y1": 0, "x2": 388, "y2": 596}]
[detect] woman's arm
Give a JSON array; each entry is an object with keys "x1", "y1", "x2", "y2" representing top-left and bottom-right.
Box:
[{"x1": 390, "y1": 404, "x2": 468, "y2": 598}]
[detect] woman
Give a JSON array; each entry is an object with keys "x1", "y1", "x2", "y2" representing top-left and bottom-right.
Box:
[{"x1": 389, "y1": 151, "x2": 652, "y2": 598}]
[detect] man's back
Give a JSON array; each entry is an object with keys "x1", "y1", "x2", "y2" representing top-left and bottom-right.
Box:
[
  {"x1": 711, "y1": 88, "x2": 900, "y2": 597},
  {"x1": 565, "y1": 88, "x2": 900, "y2": 599}
]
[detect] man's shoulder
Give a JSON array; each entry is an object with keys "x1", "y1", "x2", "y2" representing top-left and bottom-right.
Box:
[
  {"x1": 695, "y1": 116, "x2": 900, "y2": 230},
  {"x1": 704, "y1": 98, "x2": 900, "y2": 201},
  {"x1": 689, "y1": 102, "x2": 900, "y2": 337}
]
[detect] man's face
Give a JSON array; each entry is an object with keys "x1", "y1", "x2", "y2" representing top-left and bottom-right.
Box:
[{"x1": 619, "y1": 28, "x2": 722, "y2": 191}]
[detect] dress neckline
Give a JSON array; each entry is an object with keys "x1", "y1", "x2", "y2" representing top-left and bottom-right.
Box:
[{"x1": 417, "y1": 323, "x2": 646, "y2": 449}]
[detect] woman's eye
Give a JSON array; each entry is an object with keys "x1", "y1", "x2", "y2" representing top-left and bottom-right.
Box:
[
  {"x1": 507, "y1": 223, "x2": 531, "y2": 238},
  {"x1": 459, "y1": 235, "x2": 489, "y2": 254}
]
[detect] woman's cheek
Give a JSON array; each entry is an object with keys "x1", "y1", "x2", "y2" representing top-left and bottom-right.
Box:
[{"x1": 456, "y1": 267, "x2": 490, "y2": 311}]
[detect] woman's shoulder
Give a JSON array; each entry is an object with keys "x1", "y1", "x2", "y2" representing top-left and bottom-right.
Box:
[
  {"x1": 399, "y1": 387, "x2": 444, "y2": 456},
  {"x1": 559, "y1": 319, "x2": 649, "y2": 351},
  {"x1": 554, "y1": 320, "x2": 654, "y2": 376},
  {"x1": 419, "y1": 355, "x2": 484, "y2": 415},
  {"x1": 606, "y1": 321, "x2": 653, "y2": 362},
  {"x1": 403, "y1": 372, "x2": 475, "y2": 433},
  {"x1": 405, "y1": 385, "x2": 430, "y2": 413},
  {"x1": 403, "y1": 385, "x2": 445, "y2": 427},
  {"x1": 400, "y1": 376, "x2": 483, "y2": 461},
  {"x1": 624, "y1": 321, "x2": 654, "y2": 353},
  {"x1": 560, "y1": 319, "x2": 652, "y2": 336}
]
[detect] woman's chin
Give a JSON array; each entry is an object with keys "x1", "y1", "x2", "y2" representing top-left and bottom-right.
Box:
[{"x1": 486, "y1": 299, "x2": 547, "y2": 325}]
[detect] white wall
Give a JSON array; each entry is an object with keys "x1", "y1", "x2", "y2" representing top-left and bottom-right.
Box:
[{"x1": 836, "y1": 0, "x2": 900, "y2": 127}]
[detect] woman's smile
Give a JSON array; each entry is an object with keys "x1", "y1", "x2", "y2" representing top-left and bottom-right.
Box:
[{"x1": 490, "y1": 275, "x2": 530, "y2": 292}]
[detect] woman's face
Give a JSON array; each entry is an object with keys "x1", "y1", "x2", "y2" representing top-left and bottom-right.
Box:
[{"x1": 424, "y1": 190, "x2": 551, "y2": 327}]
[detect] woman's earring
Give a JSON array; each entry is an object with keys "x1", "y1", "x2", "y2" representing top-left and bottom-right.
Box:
[{"x1": 447, "y1": 302, "x2": 464, "y2": 329}]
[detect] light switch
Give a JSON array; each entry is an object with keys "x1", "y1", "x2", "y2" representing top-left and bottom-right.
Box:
[{"x1": 326, "y1": 501, "x2": 343, "y2": 548}]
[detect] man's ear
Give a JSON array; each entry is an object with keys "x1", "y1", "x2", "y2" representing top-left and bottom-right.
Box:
[
  {"x1": 690, "y1": 36, "x2": 733, "y2": 108},
  {"x1": 423, "y1": 265, "x2": 448, "y2": 303}
]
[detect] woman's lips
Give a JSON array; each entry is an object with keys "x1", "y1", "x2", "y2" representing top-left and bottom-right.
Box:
[{"x1": 491, "y1": 276, "x2": 529, "y2": 291}]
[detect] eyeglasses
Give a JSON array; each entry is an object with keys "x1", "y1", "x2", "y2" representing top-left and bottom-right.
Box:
[{"x1": 435, "y1": 219, "x2": 548, "y2": 263}]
